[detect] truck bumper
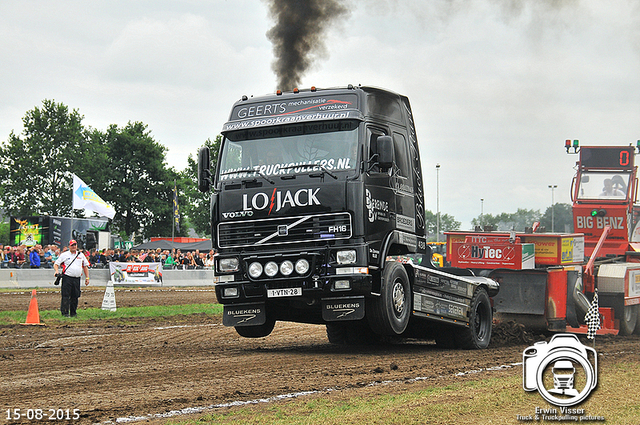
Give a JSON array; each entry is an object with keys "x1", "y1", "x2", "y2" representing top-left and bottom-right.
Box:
[{"x1": 217, "y1": 273, "x2": 372, "y2": 326}]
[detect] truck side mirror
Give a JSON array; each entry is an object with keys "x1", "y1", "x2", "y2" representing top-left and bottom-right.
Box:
[
  {"x1": 198, "y1": 147, "x2": 211, "y2": 192},
  {"x1": 377, "y1": 135, "x2": 393, "y2": 169}
]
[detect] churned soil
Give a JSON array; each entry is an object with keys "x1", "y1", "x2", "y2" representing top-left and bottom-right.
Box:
[{"x1": 0, "y1": 288, "x2": 638, "y2": 424}]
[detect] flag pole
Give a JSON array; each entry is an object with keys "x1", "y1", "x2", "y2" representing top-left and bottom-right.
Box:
[
  {"x1": 70, "y1": 174, "x2": 74, "y2": 246},
  {"x1": 172, "y1": 179, "x2": 176, "y2": 243}
]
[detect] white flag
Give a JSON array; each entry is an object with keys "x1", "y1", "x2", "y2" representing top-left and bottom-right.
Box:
[{"x1": 72, "y1": 174, "x2": 116, "y2": 219}]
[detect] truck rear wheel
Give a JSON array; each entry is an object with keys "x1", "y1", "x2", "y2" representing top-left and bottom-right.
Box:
[
  {"x1": 368, "y1": 261, "x2": 411, "y2": 336},
  {"x1": 454, "y1": 287, "x2": 492, "y2": 349},
  {"x1": 619, "y1": 304, "x2": 638, "y2": 336},
  {"x1": 234, "y1": 316, "x2": 276, "y2": 338}
]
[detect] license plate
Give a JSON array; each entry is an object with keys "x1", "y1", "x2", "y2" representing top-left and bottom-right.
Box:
[{"x1": 267, "y1": 287, "x2": 302, "y2": 298}]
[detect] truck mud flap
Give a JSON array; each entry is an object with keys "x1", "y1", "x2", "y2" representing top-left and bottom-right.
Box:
[
  {"x1": 322, "y1": 296, "x2": 366, "y2": 321},
  {"x1": 223, "y1": 303, "x2": 266, "y2": 327}
]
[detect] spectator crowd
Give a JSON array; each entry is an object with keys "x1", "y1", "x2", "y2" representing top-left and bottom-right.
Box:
[{"x1": 1, "y1": 244, "x2": 217, "y2": 270}]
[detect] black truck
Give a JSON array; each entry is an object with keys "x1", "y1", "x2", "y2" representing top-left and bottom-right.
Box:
[{"x1": 198, "y1": 85, "x2": 499, "y2": 348}]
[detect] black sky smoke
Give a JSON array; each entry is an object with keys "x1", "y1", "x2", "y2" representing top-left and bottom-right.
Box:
[{"x1": 265, "y1": 0, "x2": 350, "y2": 91}]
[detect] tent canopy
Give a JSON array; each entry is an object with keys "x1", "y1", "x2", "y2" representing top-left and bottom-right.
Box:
[{"x1": 132, "y1": 239, "x2": 212, "y2": 252}]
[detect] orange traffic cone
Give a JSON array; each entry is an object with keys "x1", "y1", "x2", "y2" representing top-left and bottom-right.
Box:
[{"x1": 22, "y1": 289, "x2": 44, "y2": 326}]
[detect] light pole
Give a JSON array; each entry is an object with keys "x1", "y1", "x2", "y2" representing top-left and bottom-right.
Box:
[
  {"x1": 548, "y1": 185, "x2": 557, "y2": 232},
  {"x1": 480, "y1": 198, "x2": 484, "y2": 227},
  {"x1": 436, "y1": 163, "x2": 440, "y2": 242}
]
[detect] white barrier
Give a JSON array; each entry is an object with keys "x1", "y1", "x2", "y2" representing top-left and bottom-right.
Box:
[{"x1": 0, "y1": 268, "x2": 215, "y2": 289}]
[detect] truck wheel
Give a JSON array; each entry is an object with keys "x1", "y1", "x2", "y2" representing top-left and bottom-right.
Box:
[
  {"x1": 234, "y1": 316, "x2": 276, "y2": 338},
  {"x1": 368, "y1": 261, "x2": 411, "y2": 336},
  {"x1": 619, "y1": 304, "x2": 638, "y2": 336},
  {"x1": 455, "y1": 287, "x2": 492, "y2": 349}
]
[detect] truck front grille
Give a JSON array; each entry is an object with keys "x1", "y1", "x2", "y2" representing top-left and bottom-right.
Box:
[{"x1": 218, "y1": 212, "x2": 352, "y2": 248}]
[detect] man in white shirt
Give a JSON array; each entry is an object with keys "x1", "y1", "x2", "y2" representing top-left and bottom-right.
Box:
[{"x1": 53, "y1": 240, "x2": 90, "y2": 317}]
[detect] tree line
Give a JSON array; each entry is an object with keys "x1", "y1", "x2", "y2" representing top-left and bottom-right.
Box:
[
  {"x1": 0, "y1": 99, "x2": 573, "y2": 245},
  {"x1": 0, "y1": 99, "x2": 220, "y2": 243}
]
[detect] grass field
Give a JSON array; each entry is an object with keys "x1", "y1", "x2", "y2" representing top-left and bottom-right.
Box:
[{"x1": 0, "y1": 304, "x2": 223, "y2": 325}]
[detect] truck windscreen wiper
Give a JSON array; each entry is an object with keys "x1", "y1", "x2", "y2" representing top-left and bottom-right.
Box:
[
  {"x1": 219, "y1": 168, "x2": 275, "y2": 185},
  {"x1": 279, "y1": 163, "x2": 338, "y2": 180}
]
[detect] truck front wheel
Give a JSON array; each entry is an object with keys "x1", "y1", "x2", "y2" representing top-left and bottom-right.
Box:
[
  {"x1": 368, "y1": 261, "x2": 411, "y2": 336},
  {"x1": 455, "y1": 287, "x2": 492, "y2": 349},
  {"x1": 234, "y1": 316, "x2": 276, "y2": 338}
]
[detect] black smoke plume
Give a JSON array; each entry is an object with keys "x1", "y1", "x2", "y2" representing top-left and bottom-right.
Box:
[{"x1": 265, "y1": 0, "x2": 350, "y2": 91}]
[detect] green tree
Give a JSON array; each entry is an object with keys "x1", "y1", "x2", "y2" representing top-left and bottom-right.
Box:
[
  {"x1": 540, "y1": 203, "x2": 574, "y2": 233},
  {"x1": 425, "y1": 210, "x2": 461, "y2": 240},
  {"x1": 471, "y1": 208, "x2": 542, "y2": 232},
  {"x1": 0, "y1": 100, "x2": 85, "y2": 216},
  {"x1": 102, "y1": 122, "x2": 171, "y2": 240},
  {"x1": 182, "y1": 136, "x2": 221, "y2": 237}
]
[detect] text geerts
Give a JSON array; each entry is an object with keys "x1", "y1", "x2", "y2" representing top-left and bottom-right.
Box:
[{"x1": 576, "y1": 216, "x2": 625, "y2": 230}]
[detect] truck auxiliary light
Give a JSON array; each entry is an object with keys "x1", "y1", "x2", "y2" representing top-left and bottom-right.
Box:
[
  {"x1": 591, "y1": 209, "x2": 606, "y2": 217},
  {"x1": 265, "y1": 261, "x2": 278, "y2": 277},
  {"x1": 248, "y1": 262, "x2": 263, "y2": 278},
  {"x1": 223, "y1": 287, "x2": 239, "y2": 298},
  {"x1": 334, "y1": 280, "x2": 351, "y2": 290},
  {"x1": 280, "y1": 260, "x2": 294, "y2": 276},
  {"x1": 295, "y1": 259, "x2": 310, "y2": 274}
]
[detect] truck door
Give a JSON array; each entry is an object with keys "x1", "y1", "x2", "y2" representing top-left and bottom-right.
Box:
[
  {"x1": 391, "y1": 132, "x2": 415, "y2": 235},
  {"x1": 364, "y1": 127, "x2": 396, "y2": 258}
]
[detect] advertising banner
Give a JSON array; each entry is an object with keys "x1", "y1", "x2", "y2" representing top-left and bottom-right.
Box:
[{"x1": 109, "y1": 262, "x2": 163, "y2": 285}]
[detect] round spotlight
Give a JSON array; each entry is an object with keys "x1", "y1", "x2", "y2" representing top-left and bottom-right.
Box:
[
  {"x1": 265, "y1": 261, "x2": 278, "y2": 277},
  {"x1": 295, "y1": 259, "x2": 310, "y2": 275},
  {"x1": 248, "y1": 262, "x2": 263, "y2": 278},
  {"x1": 280, "y1": 260, "x2": 294, "y2": 276}
]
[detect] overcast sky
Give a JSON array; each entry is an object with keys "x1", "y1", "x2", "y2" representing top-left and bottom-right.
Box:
[{"x1": 1, "y1": 0, "x2": 639, "y2": 228}]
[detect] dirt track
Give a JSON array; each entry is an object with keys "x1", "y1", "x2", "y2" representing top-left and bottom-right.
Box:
[{"x1": 0, "y1": 288, "x2": 638, "y2": 424}]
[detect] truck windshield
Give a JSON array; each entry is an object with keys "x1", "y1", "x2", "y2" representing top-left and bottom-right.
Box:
[
  {"x1": 218, "y1": 120, "x2": 359, "y2": 181},
  {"x1": 577, "y1": 171, "x2": 630, "y2": 200}
]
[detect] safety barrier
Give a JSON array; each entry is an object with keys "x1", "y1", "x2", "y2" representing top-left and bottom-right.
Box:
[{"x1": 0, "y1": 268, "x2": 214, "y2": 289}]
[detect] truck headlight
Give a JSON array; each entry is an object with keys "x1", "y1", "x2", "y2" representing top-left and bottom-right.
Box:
[
  {"x1": 337, "y1": 250, "x2": 356, "y2": 264},
  {"x1": 265, "y1": 261, "x2": 278, "y2": 277},
  {"x1": 248, "y1": 262, "x2": 263, "y2": 278},
  {"x1": 218, "y1": 257, "x2": 240, "y2": 273},
  {"x1": 295, "y1": 259, "x2": 310, "y2": 275},
  {"x1": 280, "y1": 260, "x2": 294, "y2": 276}
]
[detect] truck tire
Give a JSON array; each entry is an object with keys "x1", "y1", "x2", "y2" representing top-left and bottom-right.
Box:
[
  {"x1": 454, "y1": 287, "x2": 492, "y2": 349},
  {"x1": 234, "y1": 316, "x2": 276, "y2": 338},
  {"x1": 368, "y1": 261, "x2": 411, "y2": 336},
  {"x1": 619, "y1": 304, "x2": 638, "y2": 336}
]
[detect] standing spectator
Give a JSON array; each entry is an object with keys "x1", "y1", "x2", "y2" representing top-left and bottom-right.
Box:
[
  {"x1": 29, "y1": 246, "x2": 41, "y2": 268},
  {"x1": 164, "y1": 251, "x2": 176, "y2": 269},
  {"x1": 204, "y1": 252, "x2": 214, "y2": 269},
  {"x1": 1, "y1": 246, "x2": 10, "y2": 268},
  {"x1": 43, "y1": 245, "x2": 54, "y2": 268},
  {"x1": 12, "y1": 246, "x2": 26, "y2": 268},
  {"x1": 194, "y1": 250, "x2": 205, "y2": 269},
  {"x1": 53, "y1": 240, "x2": 90, "y2": 318}
]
